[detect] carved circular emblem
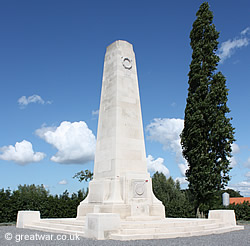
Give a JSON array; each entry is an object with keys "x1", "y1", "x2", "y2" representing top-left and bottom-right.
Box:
[
  {"x1": 122, "y1": 57, "x2": 132, "y2": 69},
  {"x1": 135, "y1": 183, "x2": 145, "y2": 196}
]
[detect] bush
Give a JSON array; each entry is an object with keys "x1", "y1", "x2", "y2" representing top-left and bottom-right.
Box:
[
  {"x1": 228, "y1": 202, "x2": 250, "y2": 221},
  {"x1": 152, "y1": 172, "x2": 195, "y2": 218},
  {"x1": 0, "y1": 185, "x2": 87, "y2": 223}
]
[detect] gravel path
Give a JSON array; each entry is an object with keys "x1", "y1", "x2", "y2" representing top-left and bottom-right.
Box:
[{"x1": 0, "y1": 225, "x2": 249, "y2": 246}]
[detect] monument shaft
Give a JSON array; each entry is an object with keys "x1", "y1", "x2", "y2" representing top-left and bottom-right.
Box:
[
  {"x1": 77, "y1": 40, "x2": 164, "y2": 219},
  {"x1": 95, "y1": 41, "x2": 147, "y2": 178}
]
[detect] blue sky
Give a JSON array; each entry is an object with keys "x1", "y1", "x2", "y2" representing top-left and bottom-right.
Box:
[{"x1": 0, "y1": 0, "x2": 250, "y2": 196}]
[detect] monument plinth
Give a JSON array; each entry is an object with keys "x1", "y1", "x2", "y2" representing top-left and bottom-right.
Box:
[{"x1": 77, "y1": 40, "x2": 165, "y2": 219}]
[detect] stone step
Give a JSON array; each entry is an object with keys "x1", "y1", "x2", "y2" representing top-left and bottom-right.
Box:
[
  {"x1": 119, "y1": 223, "x2": 225, "y2": 235},
  {"x1": 20, "y1": 216, "x2": 244, "y2": 241},
  {"x1": 125, "y1": 216, "x2": 162, "y2": 221},
  {"x1": 41, "y1": 218, "x2": 85, "y2": 226},
  {"x1": 30, "y1": 221, "x2": 85, "y2": 232},
  {"x1": 120, "y1": 218, "x2": 219, "y2": 229},
  {"x1": 110, "y1": 226, "x2": 244, "y2": 240},
  {"x1": 24, "y1": 224, "x2": 85, "y2": 237}
]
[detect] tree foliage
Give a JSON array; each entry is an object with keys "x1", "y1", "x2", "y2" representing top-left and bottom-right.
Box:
[
  {"x1": 73, "y1": 170, "x2": 93, "y2": 182},
  {"x1": 0, "y1": 181, "x2": 245, "y2": 223},
  {"x1": 152, "y1": 172, "x2": 195, "y2": 218},
  {"x1": 228, "y1": 202, "x2": 250, "y2": 221},
  {"x1": 181, "y1": 2, "x2": 235, "y2": 211},
  {"x1": 223, "y1": 189, "x2": 242, "y2": 198},
  {"x1": 0, "y1": 185, "x2": 87, "y2": 223}
]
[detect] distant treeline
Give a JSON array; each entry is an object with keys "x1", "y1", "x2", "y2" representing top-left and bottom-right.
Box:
[
  {"x1": 0, "y1": 173, "x2": 249, "y2": 223},
  {"x1": 0, "y1": 184, "x2": 87, "y2": 223}
]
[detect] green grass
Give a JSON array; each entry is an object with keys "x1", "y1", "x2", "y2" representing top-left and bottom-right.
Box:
[
  {"x1": 237, "y1": 220, "x2": 250, "y2": 225},
  {"x1": 0, "y1": 222, "x2": 16, "y2": 226}
]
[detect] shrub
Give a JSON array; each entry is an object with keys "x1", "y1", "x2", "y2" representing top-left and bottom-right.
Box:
[
  {"x1": 228, "y1": 202, "x2": 250, "y2": 221},
  {"x1": 0, "y1": 185, "x2": 87, "y2": 223}
]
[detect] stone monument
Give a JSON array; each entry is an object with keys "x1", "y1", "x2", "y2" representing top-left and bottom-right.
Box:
[
  {"x1": 77, "y1": 40, "x2": 165, "y2": 220},
  {"x1": 16, "y1": 40, "x2": 244, "y2": 240}
]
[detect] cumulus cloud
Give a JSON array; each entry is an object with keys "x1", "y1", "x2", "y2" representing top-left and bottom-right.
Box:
[
  {"x1": 147, "y1": 155, "x2": 170, "y2": 177},
  {"x1": 18, "y1": 94, "x2": 52, "y2": 108},
  {"x1": 146, "y1": 118, "x2": 238, "y2": 175},
  {"x1": 58, "y1": 179, "x2": 68, "y2": 185},
  {"x1": 36, "y1": 121, "x2": 96, "y2": 164},
  {"x1": 146, "y1": 118, "x2": 186, "y2": 175},
  {"x1": 146, "y1": 118, "x2": 184, "y2": 155},
  {"x1": 0, "y1": 140, "x2": 45, "y2": 165},
  {"x1": 218, "y1": 27, "x2": 250, "y2": 63}
]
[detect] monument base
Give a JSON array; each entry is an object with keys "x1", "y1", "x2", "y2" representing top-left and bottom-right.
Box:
[
  {"x1": 76, "y1": 174, "x2": 165, "y2": 220},
  {"x1": 85, "y1": 213, "x2": 120, "y2": 240},
  {"x1": 77, "y1": 202, "x2": 165, "y2": 220},
  {"x1": 208, "y1": 210, "x2": 237, "y2": 226},
  {"x1": 16, "y1": 210, "x2": 244, "y2": 240}
]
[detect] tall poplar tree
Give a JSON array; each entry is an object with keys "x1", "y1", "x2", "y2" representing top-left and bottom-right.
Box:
[{"x1": 181, "y1": 2, "x2": 235, "y2": 212}]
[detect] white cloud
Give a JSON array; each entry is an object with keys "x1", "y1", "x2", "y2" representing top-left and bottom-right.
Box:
[
  {"x1": 218, "y1": 27, "x2": 250, "y2": 63},
  {"x1": 146, "y1": 118, "x2": 238, "y2": 174},
  {"x1": 35, "y1": 124, "x2": 57, "y2": 136},
  {"x1": 36, "y1": 121, "x2": 96, "y2": 164},
  {"x1": 147, "y1": 155, "x2": 170, "y2": 177},
  {"x1": 0, "y1": 140, "x2": 45, "y2": 165},
  {"x1": 241, "y1": 27, "x2": 250, "y2": 36},
  {"x1": 218, "y1": 38, "x2": 248, "y2": 63},
  {"x1": 146, "y1": 118, "x2": 186, "y2": 175},
  {"x1": 232, "y1": 143, "x2": 240, "y2": 154},
  {"x1": 58, "y1": 179, "x2": 68, "y2": 185},
  {"x1": 175, "y1": 177, "x2": 188, "y2": 185},
  {"x1": 18, "y1": 94, "x2": 52, "y2": 108},
  {"x1": 178, "y1": 163, "x2": 188, "y2": 177},
  {"x1": 228, "y1": 143, "x2": 240, "y2": 168},
  {"x1": 230, "y1": 156, "x2": 238, "y2": 168},
  {"x1": 229, "y1": 181, "x2": 250, "y2": 197},
  {"x1": 146, "y1": 118, "x2": 184, "y2": 155}
]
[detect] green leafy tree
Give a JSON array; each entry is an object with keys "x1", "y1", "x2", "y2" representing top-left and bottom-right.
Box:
[
  {"x1": 181, "y1": 2, "x2": 235, "y2": 213},
  {"x1": 152, "y1": 172, "x2": 195, "y2": 218},
  {"x1": 0, "y1": 188, "x2": 12, "y2": 223},
  {"x1": 228, "y1": 202, "x2": 250, "y2": 221},
  {"x1": 224, "y1": 189, "x2": 242, "y2": 198},
  {"x1": 0, "y1": 185, "x2": 88, "y2": 223},
  {"x1": 73, "y1": 169, "x2": 93, "y2": 182}
]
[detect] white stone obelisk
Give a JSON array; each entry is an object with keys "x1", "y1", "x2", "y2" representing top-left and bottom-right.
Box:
[{"x1": 77, "y1": 40, "x2": 165, "y2": 219}]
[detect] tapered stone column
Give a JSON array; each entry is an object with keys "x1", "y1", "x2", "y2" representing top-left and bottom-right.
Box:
[{"x1": 77, "y1": 40, "x2": 165, "y2": 219}]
